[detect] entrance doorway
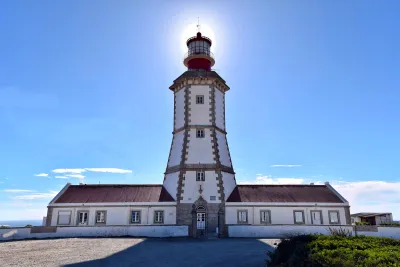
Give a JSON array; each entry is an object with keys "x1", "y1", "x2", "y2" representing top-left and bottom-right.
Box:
[
  {"x1": 196, "y1": 205, "x2": 207, "y2": 237},
  {"x1": 311, "y1": 211, "x2": 322, "y2": 225}
]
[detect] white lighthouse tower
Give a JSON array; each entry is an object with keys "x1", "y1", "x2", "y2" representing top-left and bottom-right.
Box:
[{"x1": 163, "y1": 28, "x2": 236, "y2": 236}]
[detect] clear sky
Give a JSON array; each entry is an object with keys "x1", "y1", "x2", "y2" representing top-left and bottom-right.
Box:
[{"x1": 1, "y1": 0, "x2": 399, "y2": 221}]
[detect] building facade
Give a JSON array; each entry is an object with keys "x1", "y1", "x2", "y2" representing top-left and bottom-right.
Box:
[{"x1": 46, "y1": 30, "x2": 351, "y2": 237}]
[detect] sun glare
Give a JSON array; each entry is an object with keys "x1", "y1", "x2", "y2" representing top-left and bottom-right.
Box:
[{"x1": 180, "y1": 23, "x2": 216, "y2": 54}]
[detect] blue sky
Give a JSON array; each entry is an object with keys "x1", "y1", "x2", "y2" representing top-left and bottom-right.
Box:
[{"x1": 1, "y1": 0, "x2": 399, "y2": 220}]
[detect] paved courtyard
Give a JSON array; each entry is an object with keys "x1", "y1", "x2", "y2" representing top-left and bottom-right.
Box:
[{"x1": 0, "y1": 237, "x2": 278, "y2": 267}]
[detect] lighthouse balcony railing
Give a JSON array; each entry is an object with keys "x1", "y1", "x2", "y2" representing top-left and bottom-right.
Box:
[{"x1": 184, "y1": 50, "x2": 214, "y2": 60}]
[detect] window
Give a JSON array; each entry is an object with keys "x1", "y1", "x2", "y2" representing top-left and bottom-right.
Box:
[
  {"x1": 196, "y1": 129, "x2": 205, "y2": 138},
  {"x1": 329, "y1": 211, "x2": 340, "y2": 224},
  {"x1": 95, "y1": 211, "x2": 106, "y2": 224},
  {"x1": 293, "y1": 210, "x2": 305, "y2": 224},
  {"x1": 57, "y1": 211, "x2": 71, "y2": 225},
  {"x1": 131, "y1": 211, "x2": 141, "y2": 224},
  {"x1": 237, "y1": 210, "x2": 248, "y2": 224},
  {"x1": 260, "y1": 210, "x2": 271, "y2": 224},
  {"x1": 77, "y1": 211, "x2": 89, "y2": 225},
  {"x1": 196, "y1": 171, "x2": 205, "y2": 181},
  {"x1": 210, "y1": 196, "x2": 216, "y2": 201},
  {"x1": 196, "y1": 95, "x2": 204, "y2": 104},
  {"x1": 154, "y1": 211, "x2": 164, "y2": 224}
]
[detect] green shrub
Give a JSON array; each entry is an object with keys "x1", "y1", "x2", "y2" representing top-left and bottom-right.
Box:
[
  {"x1": 355, "y1": 222, "x2": 370, "y2": 225},
  {"x1": 25, "y1": 224, "x2": 33, "y2": 228},
  {"x1": 267, "y1": 235, "x2": 400, "y2": 267},
  {"x1": 0, "y1": 225, "x2": 10, "y2": 229}
]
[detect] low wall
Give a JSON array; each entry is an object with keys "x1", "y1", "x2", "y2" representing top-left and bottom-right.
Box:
[
  {"x1": 228, "y1": 225, "x2": 353, "y2": 238},
  {"x1": 356, "y1": 226, "x2": 400, "y2": 239},
  {"x1": 228, "y1": 225, "x2": 400, "y2": 240},
  {"x1": 0, "y1": 225, "x2": 188, "y2": 242}
]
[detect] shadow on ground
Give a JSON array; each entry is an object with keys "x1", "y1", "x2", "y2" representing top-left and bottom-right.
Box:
[{"x1": 64, "y1": 237, "x2": 275, "y2": 267}]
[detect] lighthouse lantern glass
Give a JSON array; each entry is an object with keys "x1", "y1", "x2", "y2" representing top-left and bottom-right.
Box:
[{"x1": 188, "y1": 40, "x2": 211, "y2": 57}]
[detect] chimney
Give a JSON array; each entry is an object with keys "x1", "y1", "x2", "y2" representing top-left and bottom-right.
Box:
[
  {"x1": 324, "y1": 181, "x2": 329, "y2": 185},
  {"x1": 310, "y1": 183, "x2": 314, "y2": 185}
]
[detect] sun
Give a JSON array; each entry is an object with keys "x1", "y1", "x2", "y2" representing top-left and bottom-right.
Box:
[{"x1": 180, "y1": 23, "x2": 216, "y2": 54}]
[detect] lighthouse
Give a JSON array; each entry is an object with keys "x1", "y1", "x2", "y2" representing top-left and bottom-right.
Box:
[{"x1": 163, "y1": 29, "x2": 236, "y2": 236}]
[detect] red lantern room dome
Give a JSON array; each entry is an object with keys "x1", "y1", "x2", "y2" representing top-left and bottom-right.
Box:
[{"x1": 183, "y1": 32, "x2": 215, "y2": 71}]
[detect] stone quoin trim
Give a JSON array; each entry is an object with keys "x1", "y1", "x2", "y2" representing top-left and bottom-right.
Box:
[
  {"x1": 176, "y1": 85, "x2": 191, "y2": 202},
  {"x1": 165, "y1": 164, "x2": 235, "y2": 175},
  {"x1": 209, "y1": 85, "x2": 226, "y2": 203}
]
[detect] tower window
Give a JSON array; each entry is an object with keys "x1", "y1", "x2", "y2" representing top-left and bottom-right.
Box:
[
  {"x1": 196, "y1": 171, "x2": 205, "y2": 181},
  {"x1": 196, "y1": 95, "x2": 204, "y2": 104},
  {"x1": 210, "y1": 196, "x2": 216, "y2": 201},
  {"x1": 196, "y1": 129, "x2": 205, "y2": 138}
]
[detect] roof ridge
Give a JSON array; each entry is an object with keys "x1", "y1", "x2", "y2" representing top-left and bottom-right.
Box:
[
  {"x1": 237, "y1": 184, "x2": 326, "y2": 187},
  {"x1": 72, "y1": 184, "x2": 163, "y2": 187}
]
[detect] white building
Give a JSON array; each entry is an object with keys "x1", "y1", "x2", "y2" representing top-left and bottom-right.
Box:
[
  {"x1": 351, "y1": 212, "x2": 393, "y2": 225},
  {"x1": 46, "y1": 30, "x2": 351, "y2": 237}
]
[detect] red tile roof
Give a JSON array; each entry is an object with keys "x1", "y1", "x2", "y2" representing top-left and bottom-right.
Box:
[
  {"x1": 54, "y1": 184, "x2": 174, "y2": 203},
  {"x1": 226, "y1": 185, "x2": 345, "y2": 203}
]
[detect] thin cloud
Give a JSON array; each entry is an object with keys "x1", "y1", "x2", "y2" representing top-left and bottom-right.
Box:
[
  {"x1": 52, "y1": 168, "x2": 86, "y2": 174},
  {"x1": 4, "y1": 189, "x2": 35, "y2": 193},
  {"x1": 51, "y1": 168, "x2": 132, "y2": 174},
  {"x1": 55, "y1": 176, "x2": 69, "y2": 179},
  {"x1": 14, "y1": 190, "x2": 58, "y2": 200},
  {"x1": 85, "y1": 168, "x2": 132, "y2": 174},
  {"x1": 270, "y1": 164, "x2": 302, "y2": 167},
  {"x1": 239, "y1": 175, "x2": 304, "y2": 185},
  {"x1": 66, "y1": 174, "x2": 85, "y2": 179},
  {"x1": 34, "y1": 173, "x2": 48, "y2": 177}
]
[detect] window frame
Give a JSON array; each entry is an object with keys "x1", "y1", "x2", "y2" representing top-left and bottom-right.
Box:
[
  {"x1": 196, "y1": 128, "x2": 205, "y2": 138},
  {"x1": 293, "y1": 210, "x2": 305, "y2": 224},
  {"x1": 196, "y1": 171, "x2": 205, "y2": 181},
  {"x1": 328, "y1": 210, "x2": 341, "y2": 225},
  {"x1": 196, "y1": 95, "x2": 204, "y2": 104},
  {"x1": 154, "y1": 210, "x2": 164, "y2": 224},
  {"x1": 130, "y1": 210, "x2": 141, "y2": 224},
  {"x1": 76, "y1": 210, "x2": 89, "y2": 226},
  {"x1": 95, "y1": 210, "x2": 107, "y2": 225},
  {"x1": 57, "y1": 210, "x2": 72, "y2": 226},
  {"x1": 210, "y1": 196, "x2": 216, "y2": 201},
  {"x1": 237, "y1": 210, "x2": 248, "y2": 224},
  {"x1": 310, "y1": 210, "x2": 323, "y2": 225},
  {"x1": 260, "y1": 210, "x2": 271, "y2": 224}
]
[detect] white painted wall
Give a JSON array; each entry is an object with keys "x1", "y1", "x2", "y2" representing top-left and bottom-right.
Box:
[
  {"x1": 181, "y1": 171, "x2": 220, "y2": 203},
  {"x1": 0, "y1": 226, "x2": 188, "y2": 241},
  {"x1": 228, "y1": 225, "x2": 354, "y2": 238},
  {"x1": 167, "y1": 131, "x2": 184, "y2": 167},
  {"x1": 221, "y1": 172, "x2": 236, "y2": 200},
  {"x1": 50, "y1": 205, "x2": 176, "y2": 226},
  {"x1": 226, "y1": 206, "x2": 347, "y2": 225},
  {"x1": 216, "y1": 131, "x2": 231, "y2": 167},
  {"x1": 214, "y1": 88, "x2": 225, "y2": 130},
  {"x1": 186, "y1": 128, "x2": 215, "y2": 164},
  {"x1": 174, "y1": 89, "x2": 185, "y2": 130},
  {"x1": 189, "y1": 85, "x2": 212, "y2": 126},
  {"x1": 163, "y1": 171, "x2": 179, "y2": 200}
]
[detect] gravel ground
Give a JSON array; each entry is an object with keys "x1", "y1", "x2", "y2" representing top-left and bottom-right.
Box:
[{"x1": 0, "y1": 237, "x2": 279, "y2": 267}]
